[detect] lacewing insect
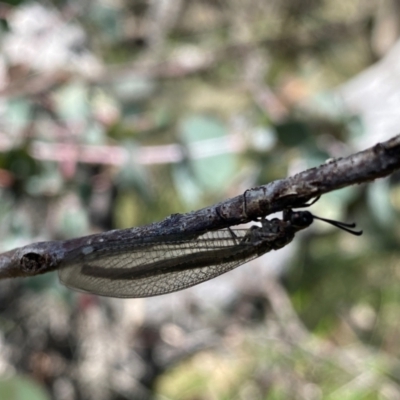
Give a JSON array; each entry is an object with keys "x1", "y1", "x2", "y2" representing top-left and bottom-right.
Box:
[{"x1": 59, "y1": 202, "x2": 362, "y2": 298}]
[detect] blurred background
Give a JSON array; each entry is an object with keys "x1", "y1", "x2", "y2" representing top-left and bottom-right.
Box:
[{"x1": 0, "y1": 0, "x2": 400, "y2": 399}]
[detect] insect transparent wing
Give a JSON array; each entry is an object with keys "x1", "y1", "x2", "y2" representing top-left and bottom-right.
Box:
[
  {"x1": 59, "y1": 252, "x2": 261, "y2": 298},
  {"x1": 58, "y1": 229, "x2": 261, "y2": 298}
]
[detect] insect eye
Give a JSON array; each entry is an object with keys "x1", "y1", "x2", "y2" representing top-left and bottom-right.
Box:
[{"x1": 291, "y1": 211, "x2": 313, "y2": 227}]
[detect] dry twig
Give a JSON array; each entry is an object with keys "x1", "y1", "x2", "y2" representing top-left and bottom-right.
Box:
[{"x1": 0, "y1": 134, "x2": 398, "y2": 281}]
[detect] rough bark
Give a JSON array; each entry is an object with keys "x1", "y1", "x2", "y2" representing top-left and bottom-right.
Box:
[{"x1": 0, "y1": 134, "x2": 399, "y2": 280}]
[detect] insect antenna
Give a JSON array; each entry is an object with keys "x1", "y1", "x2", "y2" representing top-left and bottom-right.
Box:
[{"x1": 312, "y1": 215, "x2": 363, "y2": 236}]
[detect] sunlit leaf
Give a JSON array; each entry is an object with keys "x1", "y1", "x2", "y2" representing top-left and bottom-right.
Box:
[{"x1": 0, "y1": 376, "x2": 50, "y2": 400}]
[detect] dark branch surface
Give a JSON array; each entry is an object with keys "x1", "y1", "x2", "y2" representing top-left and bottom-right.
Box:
[{"x1": 1, "y1": 134, "x2": 399, "y2": 280}]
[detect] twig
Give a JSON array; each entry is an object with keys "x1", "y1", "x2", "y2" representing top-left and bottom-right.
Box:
[{"x1": 0, "y1": 134, "x2": 399, "y2": 280}]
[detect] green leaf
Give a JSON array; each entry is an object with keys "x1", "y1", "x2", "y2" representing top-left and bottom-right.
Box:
[
  {"x1": 275, "y1": 120, "x2": 312, "y2": 147},
  {"x1": 0, "y1": 376, "x2": 50, "y2": 400},
  {"x1": 4, "y1": 98, "x2": 33, "y2": 135},
  {"x1": 178, "y1": 115, "x2": 237, "y2": 195},
  {"x1": 54, "y1": 82, "x2": 90, "y2": 122}
]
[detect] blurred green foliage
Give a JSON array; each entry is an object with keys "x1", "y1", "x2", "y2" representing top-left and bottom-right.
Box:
[{"x1": 0, "y1": 376, "x2": 50, "y2": 400}]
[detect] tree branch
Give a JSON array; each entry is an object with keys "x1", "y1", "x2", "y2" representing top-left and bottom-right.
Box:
[{"x1": 0, "y1": 134, "x2": 399, "y2": 281}]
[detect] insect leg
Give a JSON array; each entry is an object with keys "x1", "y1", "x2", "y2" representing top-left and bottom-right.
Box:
[
  {"x1": 292, "y1": 196, "x2": 321, "y2": 209},
  {"x1": 215, "y1": 206, "x2": 240, "y2": 244}
]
